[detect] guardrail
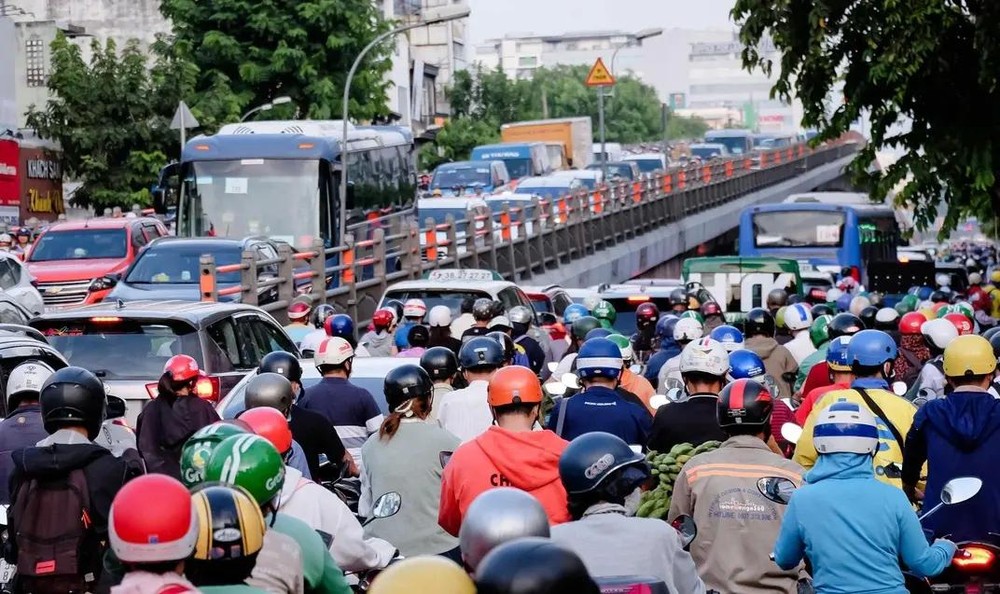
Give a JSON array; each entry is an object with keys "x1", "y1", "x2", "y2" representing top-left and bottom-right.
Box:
[{"x1": 199, "y1": 141, "x2": 861, "y2": 325}]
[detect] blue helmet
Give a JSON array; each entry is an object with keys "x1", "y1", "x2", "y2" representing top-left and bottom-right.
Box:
[
  {"x1": 845, "y1": 329, "x2": 897, "y2": 368},
  {"x1": 813, "y1": 401, "x2": 879, "y2": 455},
  {"x1": 655, "y1": 315, "x2": 678, "y2": 340},
  {"x1": 558, "y1": 431, "x2": 645, "y2": 495},
  {"x1": 727, "y1": 349, "x2": 766, "y2": 380},
  {"x1": 917, "y1": 286, "x2": 933, "y2": 301},
  {"x1": 709, "y1": 325, "x2": 744, "y2": 353},
  {"x1": 584, "y1": 327, "x2": 612, "y2": 342},
  {"x1": 576, "y1": 338, "x2": 623, "y2": 379},
  {"x1": 826, "y1": 336, "x2": 853, "y2": 371},
  {"x1": 325, "y1": 314, "x2": 355, "y2": 340},
  {"x1": 836, "y1": 292, "x2": 853, "y2": 313},
  {"x1": 563, "y1": 304, "x2": 589, "y2": 325}
]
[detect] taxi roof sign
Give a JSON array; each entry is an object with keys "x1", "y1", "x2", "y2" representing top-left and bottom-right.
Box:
[
  {"x1": 585, "y1": 58, "x2": 616, "y2": 87},
  {"x1": 424, "y1": 269, "x2": 503, "y2": 282}
]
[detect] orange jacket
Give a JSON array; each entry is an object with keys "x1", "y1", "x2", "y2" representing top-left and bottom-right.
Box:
[
  {"x1": 438, "y1": 426, "x2": 570, "y2": 536},
  {"x1": 620, "y1": 369, "x2": 656, "y2": 415}
]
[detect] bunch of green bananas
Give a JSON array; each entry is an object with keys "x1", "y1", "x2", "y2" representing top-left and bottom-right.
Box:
[{"x1": 635, "y1": 440, "x2": 722, "y2": 519}]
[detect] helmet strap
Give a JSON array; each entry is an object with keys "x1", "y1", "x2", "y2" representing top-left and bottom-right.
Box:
[{"x1": 394, "y1": 399, "x2": 416, "y2": 418}]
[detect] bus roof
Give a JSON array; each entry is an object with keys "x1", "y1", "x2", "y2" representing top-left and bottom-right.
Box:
[
  {"x1": 748, "y1": 202, "x2": 894, "y2": 215},
  {"x1": 181, "y1": 133, "x2": 341, "y2": 162},
  {"x1": 682, "y1": 256, "x2": 801, "y2": 275},
  {"x1": 471, "y1": 143, "x2": 540, "y2": 159},
  {"x1": 783, "y1": 191, "x2": 872, "y2": 204}
]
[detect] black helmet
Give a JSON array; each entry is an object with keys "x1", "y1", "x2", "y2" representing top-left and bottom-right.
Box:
[
  {"x1": 669, "y1": 288, "x2": 687, "y2": 307},
  {"x1": 930, "y1": 290, "x2": 948, "y2": 304},
  {"x1": 859, "y1": 305, "x2": 879, "y2": 330},
  {"x1": 744, "y1": 308, "x2": 775, "y2": 337},
  {"x1": 259, "y1": 351, "x2": 302, "y2": 383},
  {"x1": 718, "y1": 378, "x2": 773, "y2": 431},
  {"x1": 570, "y1": 316, "x2": 602, "y2": 341},
  {"x1": 810, "y1": 303, "x2": 834, "y2": 318},
  {"x1": 459, "y1": 337, "x2": 505, "y2": 370},
  {"x1": 558, "y1": 431, "x2": 645, "y2": 495},
  {"x1": 311, "y1": 304, "x2": 336, "y2": 329},
  {"x1": 766, "y1": 288, "x2": 788, "y2": 309},
  {"x1": 487, "y1": 331, "x2": 516, "y2": 364},
  {"x1": 420, "y1": 346, "x2": 459, "y2": 381},
  {"x1": 989, "y1": 332, "x2": 1000, "y2": 361},
  {"x1": 473, "y1": 298, "x2": 495, "y2": 322},
  {"x1": 490, "y1": 300, "x2": 506, "y2": 319},
  {"x1": 244, "y1": 372, "x2": 294, "y2": 415},
  {"x1": 383, "y1": 364, "x2": 433, "y2": 411},
  {"x1": 984, "y1": 326, "x2": 1000, "y2": 342},
  {"x1": 407, "y1": 324, "x2": 430, "y2": 347},
  {"x1": 475, "y1": 538, "x2": 600, "y2": 594},
  {"x1": 39, "y1": 366, "x2": 106, "y2": 439},
  {"x1": 828, "y1": 313, "x2": 864, "y2": 339}
]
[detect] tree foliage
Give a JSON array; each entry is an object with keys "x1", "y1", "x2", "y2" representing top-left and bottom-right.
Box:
[
  {"x1": 731, "y1": 0, "x2": 1000, "y2": 234},
  {"x1": 419, "y1": 118, "x2": 499, "y2": 170}
]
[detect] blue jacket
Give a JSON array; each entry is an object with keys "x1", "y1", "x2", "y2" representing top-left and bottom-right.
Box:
[
  {"x1": 773, "y1": 452, "x2": 955, "y2": 594},
  {"x1": 644, "y1": 339, "x2": 680, "y2": 384},
  {"x1": 0, "y1": 405, "x2": 47, "y2": 503},
  {"x1": 546, "y1": 385, "x2": 651, "y2": 447},
  {"x1": 903, "y1": 388, "x2": 1000, "y2": 542}
]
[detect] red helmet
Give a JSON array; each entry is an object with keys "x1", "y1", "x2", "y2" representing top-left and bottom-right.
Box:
[
  {"x1": 109, "y1": 474, "x2": 197, "y2": 563},
  {"x1": 636, "y1": 302, "x2": 660, "y2": 326},
  {"x1": 898, "y1": 312, "x2": 928, "y2": 335},
  {"x1": 288, "y1": 301, "x2": 310, "y2": 320},
  {"x1": 239, "y1": 406, "x2": 293, "y2": 454},
  {"x1": 372, "y1": 308, "x2": 395, "y2": 331},
  {"x1": 700, "y1": 301, "x2": 723, "y2": 317},
  {"x1": 943, "y1": 313, "x2": 973, "y2": 336},
  {"x1": 164, "y1": 354, "x2": 200, "y2": 383}
]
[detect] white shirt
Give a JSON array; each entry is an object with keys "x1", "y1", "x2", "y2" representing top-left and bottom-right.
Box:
[
  {"x1": 435, "y1": 380, "x2": 493, "y2": 443},
  {"x1": 785, "y1": 331, "x2": 817, "y2": 365}
]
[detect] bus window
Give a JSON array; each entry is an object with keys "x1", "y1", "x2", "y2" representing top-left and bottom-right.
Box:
[{"x1": 751, "y1": 210, "x2": 846, "y2": 247}]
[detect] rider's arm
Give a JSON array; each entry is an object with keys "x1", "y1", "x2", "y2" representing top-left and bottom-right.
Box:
[
  {"x1": 438, "y1": 460, "x2": 463, "y2": 537},
  {"x1": 772, "y1": 498, "x2": 805, "y2": 570},
  {"x1": 901, "y1": 420, "x2": 927, "y2": 500},
  {"x1": 316, "y1": 550, "x2": 354, "y2": 594},
  {"x1": 897, "y1": 490, "x2": 957, "y2": 577}
]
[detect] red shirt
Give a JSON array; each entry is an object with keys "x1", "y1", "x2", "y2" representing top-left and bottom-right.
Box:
[
  {"x1": 770, "y1": 398, "x2": 796, "y2": 457},
  {"x1": 800, "y1": 361, "x2": 832, "y2": 400},
  {"x1": 795, "y1": 380, "x2": 852, "y2": 425}
]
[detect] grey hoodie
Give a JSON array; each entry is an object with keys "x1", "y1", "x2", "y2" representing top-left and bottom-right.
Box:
[
  {"x1": 359, "y1": 330, "x2": 394, "y2": 357},
  {"x1": 745, "y1": 336, "x2": 798, "y2": 399}
]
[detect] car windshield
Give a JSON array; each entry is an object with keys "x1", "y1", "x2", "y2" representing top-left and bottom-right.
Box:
[
  {"x1": 31, "y1": 318, "x2": 202, "y2": 379},
  {"x1": 382, "y1": 290, "x2": 488, "y2": 318},
  {"x1": 486, "y1": 201, "x2": 536, "y2": 219},
  {"x1": 431, "y1": 166, "x2": 492, "y2": 190},
  {"x1": 29, "y1": 229, "x2": 127, "y2": 261},
  {"x1": 503, "y1": 159, "x2": 533, "y2": 179},
  {"x1": 126, "y1": 245, "x2": 241, "y2": 284},
  {"x1": 517, "y1": 185, "x2": 570, "y2": 199},
  {"x1": 589, "y1": 163, "x2": 633, "y2": 180},
  {"x1": 629, "y1": 159, "x2": 663, "y2": 173},
  {"x1": 417, "y1": 208, "x2": 471, "y2": 226},
  {"x1": 705, "y1": 134, "x2": 750, "y2": 155},
  {"x1": 753, "y1": 210, "x2": 846, "y2": 247}
]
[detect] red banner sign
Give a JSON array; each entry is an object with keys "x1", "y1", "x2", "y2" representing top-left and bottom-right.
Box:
[{"x1": 0, "y1": 140, "x2": 19, "y2": 208}]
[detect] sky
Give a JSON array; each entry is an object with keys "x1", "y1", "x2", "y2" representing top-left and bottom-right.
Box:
[{"x1": 467, "y1": 0, "x2": 738, "y2": 44}]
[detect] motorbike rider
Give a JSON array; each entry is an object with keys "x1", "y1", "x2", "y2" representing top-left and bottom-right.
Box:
[
  {"x1": 300, "y1": 304, "x2": 337, "y2": 357},
  {"x1": 902, "y1": 335, "x2": 1000, "y2": 542},
  {"x1": 548, "y1": 315, "x2": 603, "y2": 381},
  {"x1": 782, "y1": 303, "x2": 816, "y2": 364},
  {"x1": 393, "y1": 298, "x2": 427, "y2": 351},
  {"x1": 458, "y1": 488, "x2": 551, "y2": 573},
  {"x1": 648, "y1": 338, "x2": 730, "y2": 453},
  {"x1": 916, "y1": 318, "x2": 961, "y2": 400},
  {"x1": 592, "y1": 300, "x2": 617, "y2": 330},
  {"x1": 0, "y1": 360, "x2": 53, "y2": 502},
  {"x1": 368, "y1": 557, "x2": 475, "y2": 594},
  {"x1": 436, "y1": 336, "x2": 505, "y2": 442},
  {"x1": 420, "y1": 346, "x2": 460, "y2": 420},
  {"x1": 450, "y1": 297, "x2": 477, "y2": 338},
  {"x1": 727, "y1": 350, "x2": 793, "y2": 456},
  {"x1": 743, "y1": 308, "x2": 798, "y2": 399},
  {"x1": 358, "y1": 308, "x2": 396, "y2": 357},
  {"x1": 709, "y1": 324, "x2": 745, "y2": 354},
  {"x1": 643, "y1": 316, "x2": 680, "y2": 385},
  {"x1": 892, "y1": 312, "x2": 930, "y2": 388},
  {"x1": 509, "y1": 305, "x2": 548, "y2": 375},
  {"x1": 395, "y1": 323, "x2": 430, "y2": 358},
  {"x1": 461, "y1": 298, "x2": 496, "y2": 340},
  {"x1": 773, "y1": 402, "x2": 957, "y2": 593},
  {"x1": 799, "y1": 313, "x2": 865, "y2": 397},
  {"x1": 284, "y1": 300, "x2": 313, "y2": 346},
  {"x1": 487, "y1": 325, "x2": 531, "y2": 369},
  {"x1": 657, "y1": 317, "x2": 704, "y2": 392},
  {"x1": 474, "y1": 538, "x2": 601, "y2": 594},
  {"x1": 793, "y1": 314, "x2": 833, "y2": 393},
  {"x1": 439, "y1": 365, "x2": 570, "y2": 534},
  {"x1": 361, "y1": 364, "x2": 460, "y2": 558},
  {"x1": 428, "y1": 305, "x2": 464, "y2": 356},
  {"x1": 700, "y1": 301, "x2": 726, "y2": 334},
  {"x1": 631, "y1": 302, "x2": 660, "y2": 360},
  {"x1": 794, "y1": 336, "x2": 853, "y2": 425},
  {"x1": 667, "y1": 288, "x2": 687, "y2": 315},
  {"x1": 553, "y1": 432, "x2": 704, "y2": 592},
  {"x1": 670, "y1": 379, "x2": 804, "y2": 594}
]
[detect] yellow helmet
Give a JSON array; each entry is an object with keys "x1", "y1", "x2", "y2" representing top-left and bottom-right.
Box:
[
  {"x1": 943, "y1": 335, "x2": 997, "y2": 378},
  {"x1": 991, "y1": 270, "x2": 1000, "y2": 284},
  {"x1": 369, "y1": 557, "x2": 475, "y2": 594}
]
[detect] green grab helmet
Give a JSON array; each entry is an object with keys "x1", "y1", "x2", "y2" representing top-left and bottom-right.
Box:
[
  {"x1": 571, "y1": 316, "x2": 602, "y2": 340},
  {"x1": 202, "y1": 434, "x2": 286, "y2": 509},
  {"x1": 810, "y1": 314, "x2": 834, "y2": 348},
  {"x1": 180, "y1": 422, "x2": 250, "y2": 488},
  {"x1": 592, "y1": 300, "x2": 617, "y2": 329},
  {"x1": 606, "y1": 334, "x2": 633, "y2": 362},
  {"x1": 679, "y1": 310, "x2": 705, "y2": 325},
  {"x1": 953, "y1": 302, "x2": 974, "y2": 320}
]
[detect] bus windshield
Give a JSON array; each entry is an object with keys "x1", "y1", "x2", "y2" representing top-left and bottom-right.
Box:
[
  {"x1": 502, "y1": 159, "x2": 534, "y2": 179},
  {"x1": 431, "y1": 166, "x2": 491, "y2": 190},
  {"x1": 752, "y1": 210, "x2": 846, "y2": 248},
  {"x1": 704, "y1": 132, "x2": 752, "y2": 155}
]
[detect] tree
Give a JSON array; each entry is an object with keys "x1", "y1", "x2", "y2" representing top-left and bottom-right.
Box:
[
  {"x1": 731, "y1": 0, "x2": 1000, "y2": 233},
  {"x1": 418, "y1": 118, "x2": 499, "y2": 170},
  {"x1": 449, "y1": 66, "x2": 539, "y2": 124},
  {"x1": 160, "y1": 0, "x2": 393, "y2": 122}
]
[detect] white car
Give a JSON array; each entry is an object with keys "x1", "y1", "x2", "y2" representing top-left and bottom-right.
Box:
[
  {"x1": 485, "y1": 193, "x2": 545, "y2": 237},
  {"x1": 0, "y1": 252, "x2": 44, "y2": 316},
  {"x1": 549, "y1": 169, "x2": 603, "y2": 191},
  {"x1": 415, "y1": 197, "x2": 493, "y2": 259},
  {"x1": 378, "y1": 270, "x2": 536, "y2": 321}
]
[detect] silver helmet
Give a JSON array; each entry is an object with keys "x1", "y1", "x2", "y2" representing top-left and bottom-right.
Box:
[{"x1": 459, "y1": 487, "x2": 550, "y2": 572}]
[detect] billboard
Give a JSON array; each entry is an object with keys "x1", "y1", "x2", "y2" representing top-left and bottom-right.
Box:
[
  {"x1": 0, "y1": 140, "x2": 19, "y2": 208},
  {"x1": 20, "y1": 146, "x2": 64, "y2": 222}
]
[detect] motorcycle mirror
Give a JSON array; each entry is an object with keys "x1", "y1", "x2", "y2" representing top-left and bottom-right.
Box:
[
  {"x1": 666, "y1": 387, "x2": 686, "y2": 403},
  {"x1": 649, "y1": 394, "x2": 669, "y2": 410},
  {"x1": 105, "y1": 395, "x2": 127, "y2": 420},
  {"x1": 628, "y1": 364, "x2": 643, "y2": 375},
  {"x1": 561, "y1": 373, "x2": 580, "y2": 390},
  {"x1": 891, "y1": 381, "x2": 908, "y2": 397},
  {"x1": 670, "y1": 514, "x2": 698, "y2": 550},
  {"x1": 371, "y1": 491, "x2": 402, "y2": 519},
  {"x1": 780, "y1": 423, "x2": 803, "y2": 445},
  {"x1": 941, "y1": 477, "x2": 982, "y2": 505},
  {"x1": 546, "y1": 362, "x2": 559, "y2": 373},
  {"x1": 544, "y1": 382, "x2": 567, "y2": 397},
  {"x1": 911, "y1": 397, "x2": 928, "y2": 409},
  {"x1": 757, "y1": 476, "x2": 798, "y2": 505}
]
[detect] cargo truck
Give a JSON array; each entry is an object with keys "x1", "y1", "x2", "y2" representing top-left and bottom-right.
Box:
[{"x1": 500, "y1": 117, "x2": 593, "y2": 169}]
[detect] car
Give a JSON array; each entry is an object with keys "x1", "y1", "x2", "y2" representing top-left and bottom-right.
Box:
[
  {"x1": 521, "y1": 284, "x2": 576, "y2": 340},
  {"x1": 26, "y1": 217, "x2": 169, "y2": 308},
  {"x1": 508, "y1": 176, "x2": 583, "y2": 200},
  {"x1": 585, "y1": 161, "x2": 641, "y2": 182},
  {"x1": 623, "y1": 153, "x2": 667, "y2": 174},
  {"x1": 379, "y1": 269, "x2": 535, "y2": 319},
  {"x1": 0, "y1": 252, "x2": 43, "y2": 315},
  {"x1": 0, "y1": 292, "x2": 39, "y2": 326},
  {"x1": 564, "y1": 287, "x2": 600, "y2": 306},
  {"x1": 104, "y1": 236, "x2": 288, "y2": 304},
  {"x1": 688, "y1": 143, "x2": 730, "y2": 161},
  {"x1": 215, "y1": 356, "x2": 419, "y2": 419},
  {"x1": 548, "y1": 169, "x2": 604, "y2": 190},
  {"x1": 0, "y1": 328, "x2": 69, "y2": 417},
  {"x1": 29, "y1": 300, "x2": 298, "y2": 423},
  {"x1": 429, "y1": 160, "x2": 511, "y2": 196},
  {"x1": 935, "y1": 262, "x2": 970, "y2": 292},
  {"x1": 596, "y1": 283, "x2": 682, "y2": 335}
]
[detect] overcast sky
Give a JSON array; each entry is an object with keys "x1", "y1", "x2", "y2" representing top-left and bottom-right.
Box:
[{"x1": 467, "y1": 0, "x2": 738, "y2": 44}]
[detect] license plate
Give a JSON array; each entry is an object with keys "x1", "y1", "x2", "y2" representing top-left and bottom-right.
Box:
[
  {"x1": 965, "y1": 585, "x2": 982, "y2": 594},
  {"x1": 0, "y1": 560, "x2": 14, "y2": 584}
]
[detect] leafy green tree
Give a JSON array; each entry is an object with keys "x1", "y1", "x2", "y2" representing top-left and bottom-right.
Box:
[
  {"x1": 449, "y1": 66, "x2": 539, "y2": 124},
  {"x1": 731, "y1": 0, "x2": 1000, "y2": 233},
  {"x1": 418, "y1": 118, "x2": 499, "y2": 170}
]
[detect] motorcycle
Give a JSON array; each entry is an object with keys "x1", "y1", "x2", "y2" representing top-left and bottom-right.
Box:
[
  {"x1": 595, "y1": 515, "x2": 698, "y2": 594},
  {"x1": 348, "y1": 492, "x2": 403, "y2": 593},
  {"x1": 0, "y1": 505, "x2": 12, "y2": 594}
]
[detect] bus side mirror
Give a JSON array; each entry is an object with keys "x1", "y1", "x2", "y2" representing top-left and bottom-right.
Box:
[
  {"x1": 345, "y1": 181, "x2": 356, "y2": 211},
  {"x1": 152, "y1": 188, "x2": 167, "y2": 215}
]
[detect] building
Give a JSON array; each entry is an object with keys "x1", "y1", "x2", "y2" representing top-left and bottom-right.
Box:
[{"x1": 397, "y1": 0, "x2": 468, "y2": 122}]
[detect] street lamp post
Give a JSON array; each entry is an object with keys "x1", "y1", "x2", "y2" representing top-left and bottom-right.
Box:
[
  {"x1": 339, "y1": 5, "x2": 471, "y2": 242},
  {"x1": 240, "y1": 96, "x2": 292, "y2": 122}
]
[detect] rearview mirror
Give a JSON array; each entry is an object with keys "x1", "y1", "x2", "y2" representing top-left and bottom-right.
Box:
[
  {"x1": 105, "y1": 395, "x2": 127, "y2": 420},
  {"x1": 152, "y1": 188, "x2": 166, "y2": 215},
  {"x1": 780, "y1": 423, "x2": 803, "y2": 445},
  {"x1": 628, "y1": 364, "x2": 643, "y2": 375},
  {"x1": 560, "y1": 373, "x2": 580, "y2": 390},
  {"x1": 546, "y1": 362, "x2": 559, "y2": 374},
  {"x1": 544, "y1": 382, "x2": 567, "y2": 397},
  {"x1": 372, "y1": 491, "x2": 402, "y2": 519},
  {"x1": 891, "y1": 381, "x2": 907, "y2": 397},
  {"x1": 345, "y1": 181, "x2": 356, "y2": 211},
  {"x1": 941, "y1": 477, "x2": 982, "y2": 505},
  {"x1": 757, "y1": 477, "x2": 797, "y2": 505},
  {"x1": 648, "y1": 394, "x2": 669, "y2": 410},
  {"x1": 670, "y1": 514, "x2": 698, "y2": 550}
]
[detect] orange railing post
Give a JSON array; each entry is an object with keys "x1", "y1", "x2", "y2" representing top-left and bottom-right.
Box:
[
  {"x1": 340, "y1": 245, "x2": 355, "y2": 285},
  {"x1": 678, "y1": 170, "x2": 687, "y2": 190},
  {"x1": 632, "y1": 182, "x2": 641, "y2": 203},
  {"x1": 593, "y1": 191, "x2": 603, "y2": 214},
  {"x1": 701, "y1": 166, "x2": 711, "y2": 184},
  {"x1": 725, "y1": 161, "x2": 734, "y2": 177},
  {"x1": 663, "y1": 174, "x2": 672, "y2": 194},
  {"x1": 500, "y1": 210, "x2": 511, "y2": 241},
  {"x1": 424, "y1": 226, "x2": 438, "y2": 262}
]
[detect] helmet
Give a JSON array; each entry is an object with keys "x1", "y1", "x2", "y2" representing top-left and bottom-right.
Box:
[
  {"x1": 244, "y1": 372, "x2": 294, "y2": 415},
  {"x1": 874, "y1": 307, "x2": 900, "y2": 331},
  {"x1": 709, "y1": 325, "x2": 744, "y2": 353},
  {"x1": 190, "y1": 484, "x2": 266, "y2": 562},
  {"x1": 917, "y1": 286, "x2": 934, "y2": 301},
  {"x1": 766, "y1": 288, "x2": 788, "y2": 309},
  {"x1": 558, "y1": 431, "x2": 645, "y2": 495},
  {"x1": 835, "y1": 292, "x2": 853, "y2": 313},
  {"x1": 969, "y1": 272, "x2": 983, "y2": 285},
  {"x1": 993, "y1": 270, "x2": 1000, "y2": 284},
  {"x1": 459, "y1": 336, "x2": 505, "y2": 370},
  {"x1": 475, "y1": 538, "x2": 600, "y2": 594},
  {"x1": 238, "y1": 406, "x2": 293, "y2": 455},
  {"x1": 679, "y1": 338, "x2": 729, "y2": 377},
  {"x1": 109, "y1": 475, "x2": 197, "y2": 563},
  {"x1": 953, "y1": 302, "x2": 975, "y2": 320},
  {"x1": 487, "y1": 331, "x2": 516, "y2": 363},
  {"x1": 287, "y1": 301, "x2": 310, "y2": 321},
  {"x1": 826, "y1": 336, "x2": 853, "y2": 372},
  {"x1": 944, "y1": 335, "x2": 997, "y2": 378},
  {"x1": 407, "y1": 324, "x2": 430, "y2": 346},
  {"x1": 858, "y1": 305, "x2": 878, "y2": 329},
  {"x1": 39, "y1": 367, "x2": 106, "y2": 439},
  {"x1": 372, "y1": 308, "x2": 395, "y2": 331},
  {"x1": 810, "y1": 314, "x2": 834, "y2": 347},
  {"x1": 584, "y1": 327, "x2": 612, "y2": 342},
  {"x1": 592, "y1": 300, "x2": 617, "y2": 328},
  {"x1": 203, "y1": 434, "x2": 286, "y2": 508},
  {"x1": 655, "y1": 315, "x2": 678, "y2": 340},
  {"x1": 784, "y1": 303, "x2": 813, "y2": 332},
  {"x1": 473, "y1": 298, "x2": 495, "y2": 321},
  {"x1": 718, "y1": 379, "x2": 773, "y2": 430},
  {"x1": 490, "y1": 300, "x2": 506, "y2": 319},
  {"x1": 576, "y1": 338, "x2": 624, "y2": 379},
  {"x1": 991, "y1": 332, "x2": 1000, "y2": 361},
  {"x1": 701, "y1": 301, "x2": 723, "y2": 318},
  {"x1": 164, "y1": 354, "x2": 200, "y2": 383},
  {"x1": 673, "y1": 317, "x2": 704, "y2": 342},
  {"x1": 487, "y1": 366, "x2": 543, "y2": 407},
  {"x1": 921, "y1": 318, "x2": 960, "y2": 351},
  {"x1": 810, "y1": 304, "x2": 834, "y2": 318},
  {"x1": 563, "y1": 303, "x2": 589, "y2": 325},
  {"x1": 606, "y1": 334, "x2": 634, "y2": 362},
  {"x1": 930, "y1": 290, "x2": 948, "y2": 304},
  {"x1": 311, "y1": 304, "x2": 336, "y2": 329},
  {"x1": 403, "y1": 299, "x2": 427, "y2": 319},
  {"x1": 459, "y1": 488, "x2": 550, "y2": 572},
  {"x1": 259, "y1": 351, "x2": 302, "y2": 384},
  {"x1": 314, "y1": 337, "x2": 354, "y2": 367},
  {"x1": 727, "y1": 350, "x2": 766, "y2": 380},
  {"x1": 899, "y1": 311, "x2": 927, "y2": 335},
  {"x1": 384, "y1": 364, "x2": 433, "y2": 412},
  {"x1": 488, "y1": 316, "x2": 513, "y2": 333},
  {"x1": 813, "y1": 402, "x2": 879, "y2": 455},
  {"x1": 0, "y1": 234, "x2": 10, "y2": 244},
  {"x1": 678, "y1": 310, "x2": 705, "y2": 325},
  {"x1": 985, "y1": 326, "x2": 1000, "y2": 342},
  {"x1": 369, "y1": 557, "x2": 474, "y2": 594},
  {"x1": 669, "y1": 288, "x2": 687, "y2": 307},
  {"x1": 775, "y1": 306, "x2": 787, "y2": 330},
  {"x1": 635, "y1": 302, "x2": 660, "y2": 328},
  {"x1": 850, "y1": 296, "x2": 872, "y2": 317},
  {"x1": 420, "y1": 346, "x2": 459, "y2": 381},
  {"x1": 828, "y1": 313, "x2": 864, "y2": 339},
  {"x1": 180, "y1": 422, "x2": 249, "y2": 488},
  {"x1": 508, "y1": 305, "x2": 534, "y2": 326},
  {"x1": 846, "y1": 329, "x2": 897, "y2": 367},
  {"x1": 324, "y1": 314, "x2": 355, "y2": 341},
  {"x1": 570, "y1": 316, "x2": 602, "y2": 341},
  {"x1": 744, "y1": 308, "x2": 775, "y2": 337},
  {"x1": 6, "y1": 360, "x2": 55, "y2": 409},
  {"x1": 943, "y1": 312, "x2": 974, "y2": 336}
]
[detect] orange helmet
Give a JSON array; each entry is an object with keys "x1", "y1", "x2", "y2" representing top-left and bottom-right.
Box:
[
  {"x1": 239, "y1": 406, "x2": 293, "y2": 455},
  {"x1": 164, "y1": 354, "x2": 200, "y2": 383},
  {"x1": 487, "y1": 366, "x2": 543, "y2": 407}
]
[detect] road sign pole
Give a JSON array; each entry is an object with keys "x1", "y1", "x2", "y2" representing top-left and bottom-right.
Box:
[
  {"x1": 584, "y1": 57, "x2": 615, "y2": 183},
  {"x1": 179, "y1": 108, "x2": 186, "y2": 156},
  {"x1": 598, "y1": 89, "x2": 607, "y2": 182}
]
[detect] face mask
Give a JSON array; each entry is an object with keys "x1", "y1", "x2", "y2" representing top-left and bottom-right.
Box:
[{"x1": 623, "y1": 487, "x2": 644, "y2": 516}]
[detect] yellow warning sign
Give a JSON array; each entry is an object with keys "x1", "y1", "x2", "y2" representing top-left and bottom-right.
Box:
[{"x1": 585, "y1": 58, "x2": 616, "y2": 87}]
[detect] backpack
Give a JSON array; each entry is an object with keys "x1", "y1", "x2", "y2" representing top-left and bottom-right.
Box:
[{"x1": 10, "y1": 468, "x2": 102, "y2": 594}]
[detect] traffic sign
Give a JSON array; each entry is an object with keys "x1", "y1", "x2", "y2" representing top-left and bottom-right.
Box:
[
  {"x1": 585, "y1": 58, "x2": 616, "y2": 87},
  {"x1": 170, "y1": 101, "x2": 199, "y2": 130}
]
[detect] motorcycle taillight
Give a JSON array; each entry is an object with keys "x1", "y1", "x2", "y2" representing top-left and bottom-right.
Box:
[{"x1": 953, "y1": 546, "x2": 996, "y2": 571}]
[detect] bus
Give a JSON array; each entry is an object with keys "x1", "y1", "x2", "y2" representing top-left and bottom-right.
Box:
[
  {"x1": 153, "y1": 120, "x2": 416, "y2": 249},
  {"x1": 470, "y1": 143, "x2": 550, "y2": 180},
  {"x1": 738, "y1": 203, "x2": 904, "y2": 285},
  {"x1": 704, "y1": 129, "x2": 755, "y2": 155}
]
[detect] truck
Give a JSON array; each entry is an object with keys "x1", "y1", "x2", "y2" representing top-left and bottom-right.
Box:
[
  {"x1": 682, "y1": 257, "x2": 804, "y2": 321},
  {"x1": 500, "y1": 117, "x2": 593, "y2": 169}
]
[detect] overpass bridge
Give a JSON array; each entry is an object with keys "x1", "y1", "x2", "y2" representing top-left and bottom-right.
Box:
[{"x1": 198, "y1": 140, "x2": 861, "y2": 324}]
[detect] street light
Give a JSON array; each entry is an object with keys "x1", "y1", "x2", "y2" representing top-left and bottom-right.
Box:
[
  {"x1": 240, "y1": 96, "x2": 293, "y2": 122},
  {"x1": 610, "y1": 28, "x2": 663, "y2": 75},
  {"x1": 339, "y1": 4, "x2": 471, "y2": 241}
]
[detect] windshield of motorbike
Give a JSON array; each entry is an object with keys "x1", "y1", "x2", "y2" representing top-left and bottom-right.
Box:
[
  {"x1": 753, "y1": 210, "x2": 846, "y2": 248},
  {"x1": 29, "y1": 229, "x2": 127, "y2": 262},
  {"x1": 430, "y1": 166, "x2": 491, "y2": 190},
  {"x1": 126, "y1": 244, "x2": 241, "y2": 285}
]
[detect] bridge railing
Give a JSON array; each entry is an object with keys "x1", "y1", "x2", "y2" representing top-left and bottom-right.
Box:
[{"x1": 199, "y1": 140, "x2": 860, "y2": 325}]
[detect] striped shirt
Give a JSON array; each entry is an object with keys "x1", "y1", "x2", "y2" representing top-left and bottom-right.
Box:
[{"x1": 300, "y1": 377, "x2": 384, "y2": 468}]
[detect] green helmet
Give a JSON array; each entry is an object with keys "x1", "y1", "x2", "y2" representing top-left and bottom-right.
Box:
[
  {"x1": 936, "y1": 305, "x2": 952, "y2": 319},
  {"x1": 592, "y1": 300, "x2": 617, "y2": 329},
  {"x1": 571, "y1": 315, "x2": 602, "y2": 340},
  {"x1": 679, "y1": 310, "x2": 705, "y2": 325},
  {"x1": 180, "y1": 422, "x2": 250, "y2": 488},
  {"x1": 810, "y1": 314, "x2": 834, "y2": 348},
  {"x1": 894, "y1": 300, "x2": 913, "y2": 315},
  {"x1": 203, "y1": 434, "x2": 286, "y2": 509},
  {"x1": 953, "y1": 302, "x2": 974, "y2": 320},
  {"x1": 775, "y1": 306, "x2": 788, "y2": 329},
  {"x1": 606, "y1": 334, "x2": 633, "y2": 362}
]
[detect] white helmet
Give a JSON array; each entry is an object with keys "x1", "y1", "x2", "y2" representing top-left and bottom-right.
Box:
[
  {"x1": 403, "y1": 299, "x2": 427, "y2": 319},
  {"x1": 826, "y1": 288, "x2": 844, "y2": 304},
  {"x1": 673, "y1": 318, "x2": 704, "y2": 342},
  {"x1": 921, "y1": 318, "x2": 959, "y2": 351},
  {"x1": 969, "y1": 272, "x2": 983, "y2": 285},
  {"x1": 0, "y1": 234, "x2": 11, "y2": 244},
  {"x1": 849, "y1": 295, "x2": 871, "y2": 316},
  {"x1": 7, "y1": 360, "x2": 55, "y2": 404},
  {"x1": 679, "y1": 338, "x2": 729, "y2": 377},
  {"x1": 314, "y1": 337, "x2": 355, "y2": 367},
  {"x1": 582, "y1": 295, "x2": 601, "y2": 312},
  {"x1": 813, "y1": 401, "x2": 879, "y2": 455},
  {"x1": 784, "y1": 303, "x2": 813, "y2": 332},
  {"x1": 935, "y1": 273, "x2": 951, "y2": 288},
  {"x1": 428, "y1": 305, "x2": 452, "y2": 328}
]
